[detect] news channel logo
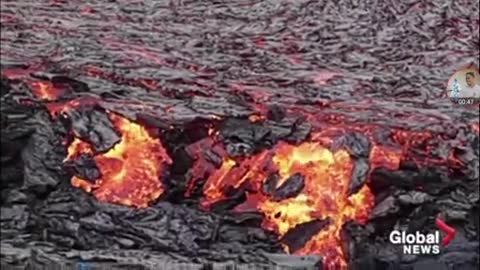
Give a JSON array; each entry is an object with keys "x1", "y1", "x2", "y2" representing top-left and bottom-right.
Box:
[{"x1": 447, "y1": 64, "x2": 480, "y2": 106}]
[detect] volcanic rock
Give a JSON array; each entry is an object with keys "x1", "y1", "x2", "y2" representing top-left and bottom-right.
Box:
[
  {"x1": 348, "y1": 158, "x2": 370, "y2": 196},
  {"x1": 262, "y1": 173, "x2": 279, "y2": 195},
  {"x1": 226, "y1": 142, "x2": 255, "y2": 157},
  {"x1": 63, "y1": 153, "x2": 101, "y2": 182},
  {"x1": 281, "y1": 218, "x2": 331, "y2": 253},
  {"x1": 220, "y1": 118, "x2": 271, "y2": 156},
  {"x1": 335, "y1": 132, "x2": 372, "y2": 159},
  {"x1": 269, "y1": 116, "x2": 312, "y2": 144},
  {"x1": 397, "y1": 191, "x2": 433, "y2": 206},
  {"x1": 369, "y1": 166, "x2": 454, "y2": 196},
  {"x1": 204, "y1": 149, "x2": 224, "y2": 168},
  {"x1": 369, "y1": 196, "x2": 400, "y2": 220},
  {"x1": 267, "y1": 104, "x2": 286, "y2": 122},
  {"x1": 32, "y1": 185, "x2": 289, "y2": 265},
  {"x1": 331, "y1": 132, "x2": 372, "y2": 195},
  {"x1": 272, "y1": 173, "x2": 305, "y2": 201},
  {"x1": 210, "y1": 187, "x2": 248, "y2": 213},
  {"x1": 20, "y1": 113, "x2": 66, "y2": 194},
  {"x1": 66, "y1": 108, "x2": 121, "y2": 153}
]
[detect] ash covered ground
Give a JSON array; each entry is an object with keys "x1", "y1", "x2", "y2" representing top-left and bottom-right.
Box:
[{"x1": 1, "y1": 1, "x2": 480, "y2": 270}]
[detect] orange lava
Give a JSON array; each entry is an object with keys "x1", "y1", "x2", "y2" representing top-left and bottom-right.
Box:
[
  {"x1": 258, "y1": 142, "x2": 373, "y2": 269},
  {"x1": 202, "y1": 151, "x2": 273, "y2": 205},
  {"x1": 199, "y1": 139, "x2": 383, "y2": 269},
  {"x1": 248, "y1": 113, "x2": 265, "y2": 122},
  {"x1": 370, "y1": 145, "x2": 402, "y2": 170},
  {"x1": 66, "y1": 113, "x2": 172, "y2": 208},
  {"x1": 26, "y1": 80, "x2": 64, "y2": 100}
]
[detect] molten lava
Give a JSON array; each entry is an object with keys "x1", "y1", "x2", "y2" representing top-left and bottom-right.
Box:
[
  {"x1": 66, "y1": 113, "x2": 172, "y2": 208},
  {"x1": 199, "y1": 140, "x2": 376, "y2": 269},
  {"x1": 26, "y1": 80, "x2": 65, "y2": 100},
  {"x1": 257, "y1": 142, "x2": 373, "y2": 269}
]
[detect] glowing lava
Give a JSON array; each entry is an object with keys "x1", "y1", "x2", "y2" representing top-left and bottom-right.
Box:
[
  {"x1": 258, "y1": 142, "x2": 373, "y2": 269},
  {"x1": 199, "y1": 140, "x2": 375, "y2": 269},
  {"x1": 26, "y1": 80, "x2": 65, "y2": 100},
  {"x1": 66, "y1": 113, "x2": 172, "y2": 208}
]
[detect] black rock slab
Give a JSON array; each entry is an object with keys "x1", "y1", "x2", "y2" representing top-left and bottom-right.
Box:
[
  {"x1": 219, "y1": 117, "x2": 311, "y2": 155},
  {"x1": 368, "y1": 166, "x2": 455, "y2": 196},
  {"x1": 20, "y1": 112, "x2": 67, "y2": 194},
  {"x1": 262, "y1": 173, "x2": 279, "y2": 195},
  {"x1": 268, "y1": 116, "x2": 312, "y2": 144},
  {"x1": 331, "y1": 132, "x2": 371, "y2": 196},
  {"x1": 66, "y1": 107, "x2": 121, "y2": 153},
  {"x1": 369, "y1": 167, "x2": 416, "y2": 193},
  {"x1": 286, "y1": 117, "x2": 312, "y2": 144},
  {"x1": 333, "y1": 132, "x2": 371, "y2": 159},
  {"x1": 266, "y1": 104, "x2": 286, "y2": 122},
  {"x1": 220, "y1": 118, "x2": 273, "y2": 155},
  {"x1": 63, "y1": 153, "x2": 101, "y2": 182},
  {"x1": 210, "y1": 187, "x2": 247, "y2": 212},
  {"x1": 272, "y1": 173, "x2": 305, "y2": 201},
  {"x1": 397, "y1": 191, "x2": 434, "y2": 206},
  {"x1": 368, "y1": 195, "x2": 400, "y2": 220},
  {"x1": 280, "y1": 218, "x2": 331, "y2": 253},
  {"x1": 348, "y1": 158, "x2": 370, "y2": 196}
]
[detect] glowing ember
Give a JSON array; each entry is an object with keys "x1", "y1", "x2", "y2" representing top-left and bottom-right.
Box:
[
  {"x1": 66, "y1": 113, "x2": 172, "y2": 208},
  {"x1": 26, "y1": 80, "x2": 64, "y2": 100},
  {"x1": 201, "y1": 150, "x2": 272, "y2": 206},
  {"x1": 200, "y1": 140, "x2": 375, "y2": 269},
  {"x1": 248, "y1": 113, "x2": 265, "y2": 122}
]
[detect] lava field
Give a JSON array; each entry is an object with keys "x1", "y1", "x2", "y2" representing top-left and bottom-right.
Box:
[{"x1": 1, "y1": 0, "x2": 479, "y2": 270}]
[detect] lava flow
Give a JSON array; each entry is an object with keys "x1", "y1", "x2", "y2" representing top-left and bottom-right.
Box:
[
  {"x1": 199, "y1": 139, "x2": 377, "y2": 269},
  {"x1": 258, "y1": 142, "x2": 373, "y2": 269},
  {"x1": 65, "y1": 113, "x2": 172, "y2": 208},
  {"x1": 10, "y1": 72, "x2": 173, "y2": 207}
]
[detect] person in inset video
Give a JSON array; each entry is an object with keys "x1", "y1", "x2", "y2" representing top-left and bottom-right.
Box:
[{"x1": 461, "y1": 71, "x2": 480, "y2": 98}]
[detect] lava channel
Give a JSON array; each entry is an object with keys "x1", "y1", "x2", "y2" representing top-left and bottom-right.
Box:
[{"x1": 65, "y1": 113, "x2": 172, "y2": 208}]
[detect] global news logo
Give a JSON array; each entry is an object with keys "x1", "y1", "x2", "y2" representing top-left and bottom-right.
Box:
[{"x1": 389, "y1": 216, "x2": 455, "y2": 255}]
